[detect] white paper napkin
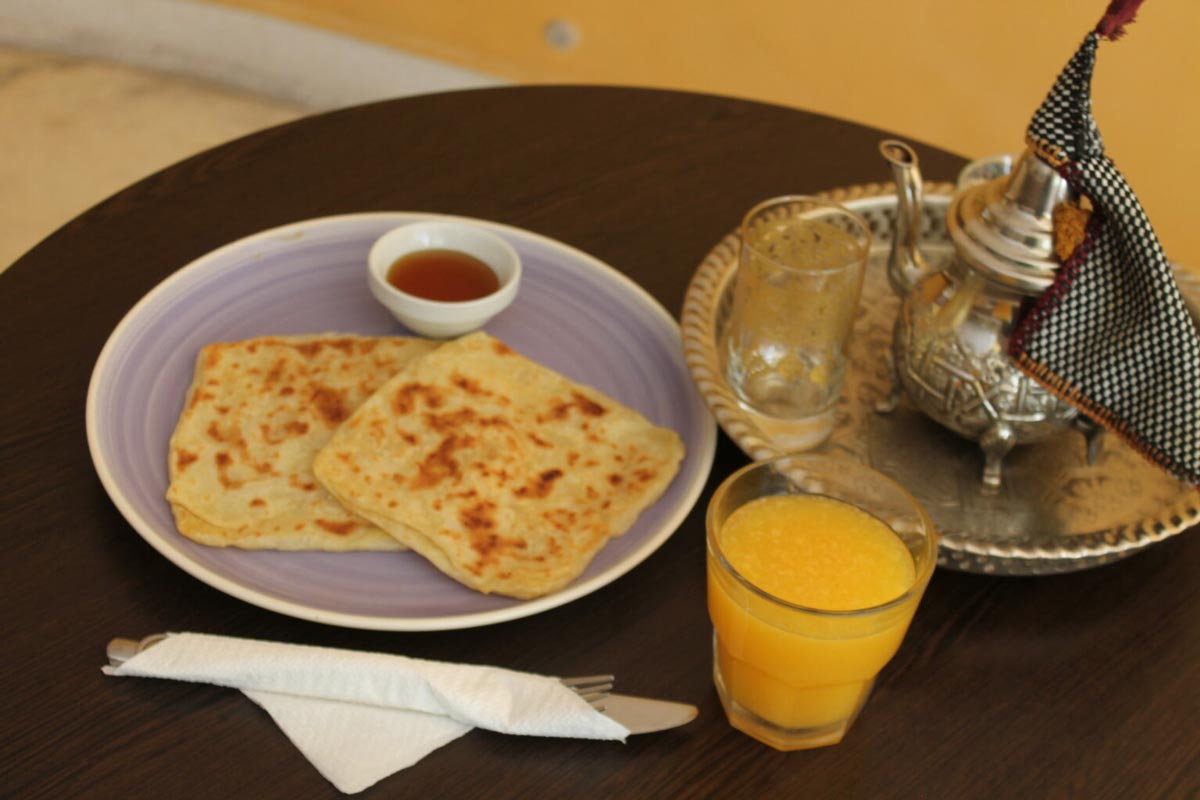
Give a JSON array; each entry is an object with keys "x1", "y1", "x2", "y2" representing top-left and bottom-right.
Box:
[{"x1": 103, "y1": 632, "x2": 628, "y2": 794}]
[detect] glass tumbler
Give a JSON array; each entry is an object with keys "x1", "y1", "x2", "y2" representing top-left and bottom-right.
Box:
[
  {"x1": 706, "y1": 454, "x2": 937, "y2": 750},
  {"x1": 721, "y1": 196, "x2": 871, "y2": 449}
]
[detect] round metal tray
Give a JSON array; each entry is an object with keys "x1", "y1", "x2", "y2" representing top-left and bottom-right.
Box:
[{"x1": 682, "y1": 182, "x2": 1200, "y2": 575}]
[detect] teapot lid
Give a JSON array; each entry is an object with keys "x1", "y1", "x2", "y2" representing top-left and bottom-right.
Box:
[{"x1": 946, "y1": 148, "x2": 1076, "y2": 295}]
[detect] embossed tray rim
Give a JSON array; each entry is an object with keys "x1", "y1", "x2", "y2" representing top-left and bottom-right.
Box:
[{"x1": 681, "y1": 181, "x2": 1200, "y2": 575}]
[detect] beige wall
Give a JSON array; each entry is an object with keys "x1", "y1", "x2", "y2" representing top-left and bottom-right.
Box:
[{"x1": 212, "y1": 0, "x2": 1200, "y2": 267}]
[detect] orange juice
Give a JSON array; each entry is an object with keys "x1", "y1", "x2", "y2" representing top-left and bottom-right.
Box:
[{"x1": 708, "y1": 493, "x2": 926, "y2": 748}]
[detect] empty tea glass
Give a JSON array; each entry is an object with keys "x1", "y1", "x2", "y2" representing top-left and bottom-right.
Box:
[{"x1": 721, "y1": 196, "x2": 871, "y2": 449}]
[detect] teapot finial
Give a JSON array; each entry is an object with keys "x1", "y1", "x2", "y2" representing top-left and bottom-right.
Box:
[{"x1": 879, "y1": 140, "x2": 929, "y2": 294}]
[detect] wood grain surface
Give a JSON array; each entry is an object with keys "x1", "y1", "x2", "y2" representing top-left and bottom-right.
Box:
[{"x1": 2, "y1": 86, "x2": 1197, "y2": 799}]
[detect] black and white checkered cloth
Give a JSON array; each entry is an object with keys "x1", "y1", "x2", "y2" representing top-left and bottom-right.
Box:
[{"x1": 1010, "y1": 32, "x2": 1200, "y2": 485}]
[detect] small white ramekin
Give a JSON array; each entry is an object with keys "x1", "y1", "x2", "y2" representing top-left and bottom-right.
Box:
[{"x1": 367, "y1": 220, "x2": 521, "y2": 338}]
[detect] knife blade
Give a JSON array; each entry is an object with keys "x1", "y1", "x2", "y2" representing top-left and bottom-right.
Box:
[{"x1": 600, "y1": 693, "x2": 698, "y2": 735}]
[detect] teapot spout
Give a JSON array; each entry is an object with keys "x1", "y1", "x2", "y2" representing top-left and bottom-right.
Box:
[{"x1": 879, "y1": 140, "x2": 930, "y2": 294}]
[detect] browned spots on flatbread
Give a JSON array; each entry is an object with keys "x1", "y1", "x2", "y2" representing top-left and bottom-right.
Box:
[
  {"x1": 310, "y1": 384, "x2": 349, "y2": 425},
  {"x1": 315, "y1": 519, "x2": 357, "y2": 535},
  {"x1": 424, "y1": 407, "x2": 477, "y2": 432},
  {"x1": 215, "y1": 451, "x2": 242, "y2": 489},
  {"x1": 528, "y1": 432, "x2": 553, "y2": 449},
  {"x1": 280, "y1": 386, "x2": 294, "y2": 396},
  {"x1": 358, "y1": 379, "x2": 382, "y2": 398},
  {"x1": 392, "y1": 382, "x2": 444, "y2": 415},
  {"x1": 176, "y1": 449, "x2": 198, "y2": 471},
  {"x1": 571, "y1": 392, "x2": 607, "y2": 416},
  {"x1": 218, "y1": 428, "x2": 273, "y2": 477},
  {"x1": 607, "y1": 473, "x2": 623, "y2": 486},
  {"x1": 633, "y1": 468, "x2": 657, "y2": 486},
  {"x1": 460, "y1": 499, "x2": 498, "y2": 533},
  {"x1": 288, "y1": 474, "x2": 318, "y2": 492},
  {"x1": 541, "y1": 391, "x2": 608, "y2": 423},
  {"x1": 464, "y1": 503, "x2": 532, "y2": 575},
  {"x1": 424, "y1": 408, "x2": 510, "y2": 434},
  {"x1": 472, "y1": 461, "x2": 512, "y2": 485},
  {"x1": 250, "y1": 498, "x2": 266, "y2": 507},
  {"x1": 358, "y1": 340, "x2": 379, "y2": 354},
  {"x1": 260, "y1": 420, "x2": 310, "y2": 444},
  {"x1": 264, "y1": 358, "x2": 287, "y2": 384},
  {"x1": 492, "y1": 339, "x2": 514, "y2": 356},
  {"x1": 412, "y1": 435, "x2": 467, "y2": 489},
  {"x1": 541, "y1": 508, "x2": 577, "y2": 532},
  {"x1": 515, "y1": 468, "x2": 563, "y2": 499},
  {"x1": 189, "y1": 389, "x2": 216, "y2": 410},
  {"x1": 451, "y1": 373, "x2": 492, "y2": 397}
]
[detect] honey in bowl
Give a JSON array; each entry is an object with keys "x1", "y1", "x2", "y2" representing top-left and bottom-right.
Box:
[{"x1": 386, "y1": 249, "x2": 500, "y2": 302}]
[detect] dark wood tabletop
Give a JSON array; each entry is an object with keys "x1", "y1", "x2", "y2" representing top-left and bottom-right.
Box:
[{"x1": 3, "y1": 85, "x2": 1198, "y2": 799}]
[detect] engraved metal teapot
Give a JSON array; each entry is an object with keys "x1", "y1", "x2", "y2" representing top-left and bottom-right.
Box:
[{"x1": 878, "y1": 140, "x2": 1100, "y2": 490}]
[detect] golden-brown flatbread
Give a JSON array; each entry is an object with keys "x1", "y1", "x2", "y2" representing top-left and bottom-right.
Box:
[
  {"x1": 166, "y1": 334, "x2": 438, "y2": 550},
  {"x1": 312, "y1": 331, "x2": 685, "y2": 597}
]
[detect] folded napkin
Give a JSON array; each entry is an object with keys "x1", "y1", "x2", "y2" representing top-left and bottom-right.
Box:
[
  {"x1": 103, "y1": 632, "x2": 628, "y2": 794},
  {"x1": 1009, "y1": 0, "x2": 1200, "y2": 485}
]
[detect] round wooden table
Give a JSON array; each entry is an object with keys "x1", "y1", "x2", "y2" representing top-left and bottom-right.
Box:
[{"x1": 3, "y1": 86, "x2": 1197, "y2": 798}]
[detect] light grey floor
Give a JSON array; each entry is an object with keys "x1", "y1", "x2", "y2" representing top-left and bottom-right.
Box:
[{"x1": 0, "y1": 0, "x2": 501, "y2": 272}]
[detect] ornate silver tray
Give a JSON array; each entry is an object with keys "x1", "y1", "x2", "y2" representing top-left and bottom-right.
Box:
[{"x1": 682, "y1": 182, "x2": 1200, "y2": 575}]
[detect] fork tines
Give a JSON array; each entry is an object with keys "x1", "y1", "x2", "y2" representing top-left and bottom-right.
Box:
[{"x1": 560, "y1": 674, "x2": 614, "y2": 710}]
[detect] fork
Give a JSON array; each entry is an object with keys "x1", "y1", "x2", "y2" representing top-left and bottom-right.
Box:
[
  {"x1": 107, "y1": 635, "x2": 614, "y2": 711},
  {"x1": 559, "y1": 674, "x2": 614, "y2": 712}
]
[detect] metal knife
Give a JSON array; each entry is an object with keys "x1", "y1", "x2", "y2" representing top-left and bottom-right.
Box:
[
  {"x1": 107, "y1": 636, "x2": 697, "y2": 735},
  {"x1": 600, "y1": 692, "x2": 698, "y2": 735}
]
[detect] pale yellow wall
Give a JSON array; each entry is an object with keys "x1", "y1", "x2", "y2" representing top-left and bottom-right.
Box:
[{"x1": 212, "y1": 0, "x2": 1200, "y2": 267}]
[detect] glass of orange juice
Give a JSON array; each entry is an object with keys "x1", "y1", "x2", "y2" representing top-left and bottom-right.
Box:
[{"x1": 706, "y1": 454, "x2": 937, "y2": 750}]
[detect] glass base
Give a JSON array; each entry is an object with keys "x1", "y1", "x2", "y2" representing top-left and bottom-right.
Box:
[
  {"x1": 730, "y1": 400, "x2": 835, "y2": 451},
  {"x1": 713, "y1": 654, "x2": 871, "y2": 751}
]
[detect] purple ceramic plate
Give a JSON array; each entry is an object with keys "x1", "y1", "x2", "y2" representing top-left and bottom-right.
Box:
[{"x1": 87, "y1": 213, "x2": 716, "y2": 630}]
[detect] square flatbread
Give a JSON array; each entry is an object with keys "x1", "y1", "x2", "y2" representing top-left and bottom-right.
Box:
[
  {"x1": 166, "y1": 334, "x2": 438, "y2": 550},
  {"x1": 312, "y1": 331, "x2": 685, "y2": 598}
]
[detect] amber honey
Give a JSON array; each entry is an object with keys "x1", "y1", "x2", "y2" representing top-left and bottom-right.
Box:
[{"x1": 386, "y1": 249, "x2": 500, "y2": 302}]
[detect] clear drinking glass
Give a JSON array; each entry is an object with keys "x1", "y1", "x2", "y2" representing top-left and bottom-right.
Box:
[
  {"x1": 706, "y1": 454, "x2": 937, "y2": 750},
  {"x1": 721, "y1": 196, "x2": 871, "y2": 449}
]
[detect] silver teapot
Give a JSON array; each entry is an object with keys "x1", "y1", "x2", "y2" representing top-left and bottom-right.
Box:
[{"x1": 877, "y1": 140, "x2": 1100, "y2": 490}]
